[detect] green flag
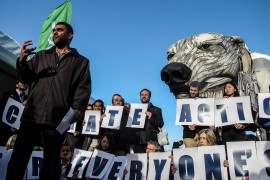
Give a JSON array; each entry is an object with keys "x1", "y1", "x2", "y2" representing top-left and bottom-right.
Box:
[{"x1": 38, "y1": 0, "x2": 72, "y2": 51}]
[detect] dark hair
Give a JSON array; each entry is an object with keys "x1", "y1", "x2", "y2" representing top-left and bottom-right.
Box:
[
  {"x1": 93, "y1": 99, "x2": 105, "y2": 108},
  {"x1": 223, "y1": 81, "x2": 239, "y2": 97},
  {"x1": 190, "y1": 81, "x2": 201, "y2": 89},
  {"x1": 112, "y1": 94, "x2": 124, "y2": 105},
  {"x1": 62, "y1": 140, "x2": 71, "y2": 148},
  {"x1": 172, "y1": 140, "x2": 183, "y2": 149},
  {"x1": 56, "y1": 22, "x2": 73, "y2": 34},
  {"x1": 140, "y1": 88, "x2": 151, "y2": 98},
  {"x1": 96, "y1": 133, "x2": 118, "y2": 155},
  {"x1": 93, "y1": 99, "x2": 105, "y2": 114}
]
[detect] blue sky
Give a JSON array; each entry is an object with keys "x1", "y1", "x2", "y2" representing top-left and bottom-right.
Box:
[{"x1": 1, "y1": 0, "x2": 270, "y2": 150}]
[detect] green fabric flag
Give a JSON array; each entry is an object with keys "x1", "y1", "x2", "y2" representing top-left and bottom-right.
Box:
[{"x1": 38, "y1": 0, "x2": 72, "y2": 51}]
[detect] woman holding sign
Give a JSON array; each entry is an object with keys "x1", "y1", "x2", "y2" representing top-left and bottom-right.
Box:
[
  {"x1": 196, "y1": 129, "x2": 229, "y2": 167},
  {"x1": 221, "y1": 82, "x2": 246, "y2": 145}
]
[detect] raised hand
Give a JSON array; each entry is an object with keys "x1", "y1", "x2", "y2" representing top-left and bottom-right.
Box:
[{"x1": 19, "y1": 40, "x2": 36, "y2": 62}]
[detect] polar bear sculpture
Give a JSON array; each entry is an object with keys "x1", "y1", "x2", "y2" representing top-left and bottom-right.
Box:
[{"x1": 161, "y1": 32, "x2": 270, "y2": 100}]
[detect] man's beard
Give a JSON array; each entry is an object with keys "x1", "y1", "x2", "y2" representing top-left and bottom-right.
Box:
[
  {"x1": 53, "y1": 36, "x2": 69, "y2": 48},
  {"x1": 18, "y1": 85, "x2": 27, "y2": 91},
  {"x1": 18, "y1": 87, "x2": 27, "y2": 91},
  {"x1": 141, "y1": 99, "x2": 150, "y2": 103},
  {"x1": 189, "y1": 93, "x2": 199, "y2": 98}
]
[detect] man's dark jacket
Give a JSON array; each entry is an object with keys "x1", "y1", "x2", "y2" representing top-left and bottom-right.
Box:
[{"x1": 17, "y1": 46, "x2": 91, "y2": 126}]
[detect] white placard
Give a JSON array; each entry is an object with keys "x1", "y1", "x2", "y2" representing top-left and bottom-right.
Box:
[
  {"x1": 82, "y1": 110, "x2": 101, "y2": 135},
  {"x1": 0, "y1": 147, "x2": 9, "y2": 180},
  {"x1": 226, "y1": 141, "x2": 259, "y2": 180},
  {"x1": 56, "y1": 107, "x2": 74, "y2": 134},
  {"x1": 27, "y1": 151, "x2": 44, "y2": 179},
  {"x1": 173, "y1": 147, "x2": 201, "y2": 180},
  {"x1": 147, "y1": 151, "x2": 171, "y2": 180},
  {"x1": 124, "y1": 153, "x2": 148, "y2": 180},
  {"x1": 101, "y1": 106, "x2": 123, "y2": 129},
  {"x1": 85, "y1": 149, "x2": 115, "y2": 179},
  {"x1": 2, "y1": 97, "x2": 24, "y2": 129},
  {"x1": 255, "y1": 141, "x2": 270, "y2": 180},
  {"x1": 68, "y1": 148, "x2": 92, "y2": 178},
  {"x1": 126, "y1": 104, "x2": 148, "y2": 128},
  {"x1": 215, "y1": 96, "x2": 254, "y2": 127},
  {"x1": 175, "y1": 98, "x2": 215, "y2": 126},
  {"x1": 258, "y1": 93, "x2": 270, "y2": 118},
  {"x1": 198, "y1": 145, "x2": 228, "y2": 180},
  {"x1": 68, "y1": 122, "x2": 76, "y2": 133},
  {"x1": 102, "y1": 156, "x2": 127, "y2": 180}
]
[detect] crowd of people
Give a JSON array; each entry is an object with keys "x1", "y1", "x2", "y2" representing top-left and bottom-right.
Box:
[{"x1": 0, "y1": 22, "x2": 268, "y2": 180}]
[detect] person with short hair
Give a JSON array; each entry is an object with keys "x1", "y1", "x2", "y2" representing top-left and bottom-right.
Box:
[
  {"x1": 146, "y1": 140, "x2": 162, "y2": 153},
  {"x1": 146, "y1": 140, "x2": 177, "y2": 180},
  {"x1": 59, "y1": 143, "x2": 72, "y2": 180},
  {"x1": 6, "y1": 22, "x2": 91, "y2": 180},
  {"x1": 132, "y1": 89, "x2": 164, "y2": 153},
  {"x1": 183, "y1": 81, "x2": 206, "y2": 147}
]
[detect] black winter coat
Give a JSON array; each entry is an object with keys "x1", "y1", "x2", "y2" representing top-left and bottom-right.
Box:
[{"x1": 17, "y1": 46, "x2": 91, "y2": 126}]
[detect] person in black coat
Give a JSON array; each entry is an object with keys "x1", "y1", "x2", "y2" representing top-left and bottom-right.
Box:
[
  {"x1": 132, "y1": 89, "x2": 164, "y2": 153},
  {"x1": 6, "y1": 22, "x2": 91, "y2": 180}
]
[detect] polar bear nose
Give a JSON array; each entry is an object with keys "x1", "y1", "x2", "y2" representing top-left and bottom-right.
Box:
[{"x1": 161, "y1": 62, "x2": 192, "y2": 84}]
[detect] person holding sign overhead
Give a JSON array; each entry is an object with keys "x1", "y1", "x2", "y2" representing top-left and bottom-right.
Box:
[{"x1": 6, "y1": 22, "x2": 91, "y2": 180}]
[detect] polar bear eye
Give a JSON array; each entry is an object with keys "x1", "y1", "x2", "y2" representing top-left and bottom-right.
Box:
[
  {"x1": 167, "y1": 53, "x2": 175, "y2": 61},
  {"x1": 198, "y1": 43, "x2": 227, "y2": 53},
  {"x1": 198, "y1": 43, "x2": 211, "y2": 50}
]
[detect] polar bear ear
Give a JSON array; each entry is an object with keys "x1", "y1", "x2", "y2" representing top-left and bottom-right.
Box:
[
  {"x1": 231, "y1": 36, "x2": 252, "y2": 73},
  {"x1": 240, "y1": 46, "x2": 252, "y2": 73}
]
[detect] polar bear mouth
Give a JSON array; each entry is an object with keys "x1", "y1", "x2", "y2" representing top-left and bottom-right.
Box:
[{"x1": 171, "y1": 76, "x2": 233, "y2": 99}]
